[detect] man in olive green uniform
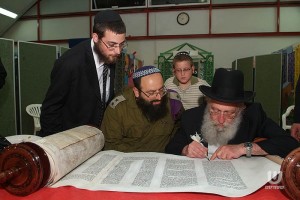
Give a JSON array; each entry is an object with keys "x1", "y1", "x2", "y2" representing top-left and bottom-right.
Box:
[{"x1": 101, "y1": 66, "x2": 183, "y2": 152}]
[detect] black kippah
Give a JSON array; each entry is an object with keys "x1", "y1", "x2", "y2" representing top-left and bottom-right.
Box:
[{"x1": 94, "y1": 10, "x2": 122, "y2": 24}]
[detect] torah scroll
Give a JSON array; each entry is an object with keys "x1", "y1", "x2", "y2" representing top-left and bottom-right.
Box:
[
  {"x1": 32, "y1": 125, "x2": 104, "y2": 185},
  {"x1": 0, "y1": 125, "x2": 104, "y2": 196}
]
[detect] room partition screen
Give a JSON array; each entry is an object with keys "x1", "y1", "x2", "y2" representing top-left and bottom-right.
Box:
[
  {"x1": 0, "y1": 38, "x2": 16, "y2": 137},
  {"x1": 18, "y1": 41, "x2": 57, "y2": 135}
]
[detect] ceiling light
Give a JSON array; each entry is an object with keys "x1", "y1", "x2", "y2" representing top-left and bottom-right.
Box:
[{"x1": 0, "y1": 7, "x2": 18, "y2": 19}]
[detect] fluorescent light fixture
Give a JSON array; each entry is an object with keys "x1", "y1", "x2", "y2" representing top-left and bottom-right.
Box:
[{"x1": 0, "y1": 7, "x2": 18, "y2": 19}]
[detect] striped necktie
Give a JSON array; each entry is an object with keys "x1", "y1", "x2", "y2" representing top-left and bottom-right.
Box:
[
  {"x1": 102, "y1": 64, "x2": 108, "y2": 104},
  {"x1": 99, "y1": 64, "x2": 108, "y2": 126}
]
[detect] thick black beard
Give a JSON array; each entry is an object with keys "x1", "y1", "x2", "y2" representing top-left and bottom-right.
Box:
[{"x1": 136, "y1": 95, "x2": 168, "y2": 122}]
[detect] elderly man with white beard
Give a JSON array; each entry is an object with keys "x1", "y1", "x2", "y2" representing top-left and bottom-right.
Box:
[{"x1": 165, "y1": 68, "x2": 299, "y2": 160}]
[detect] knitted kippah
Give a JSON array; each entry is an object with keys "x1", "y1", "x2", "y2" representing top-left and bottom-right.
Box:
[
  {"x1": 176, "y1": 51, "x2": 189, "y2": 56},
  {"x1": 94, "y1": 10, "x2": 122, "y2": 24},
  {"x1": 133, "y1": 66, "x2": 161, "y2": 79}
]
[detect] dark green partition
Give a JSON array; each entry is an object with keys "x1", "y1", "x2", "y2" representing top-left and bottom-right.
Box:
[
  {"x1": 255, "y1": 54, "x2": 282, "y2": 124},
  {"x1": 0, "y1": 38, "x2": 16, "y2": 137},
  {"x1": 18, "y1": 41, "x2": 57, "y2": 135},
  {"x1": 236, "y1": 57, "x2": 254, "y2": 92}
]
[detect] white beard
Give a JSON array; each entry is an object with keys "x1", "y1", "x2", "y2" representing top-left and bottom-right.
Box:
[{"x1": 201, "y1": 105, "x2": 243, "y2": 146}]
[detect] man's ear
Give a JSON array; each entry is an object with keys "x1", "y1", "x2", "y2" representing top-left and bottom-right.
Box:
[
  {"x1": 133, "y1": 87, "x2": 140, "y2": 98},
  {"x1": 92, "y1": 33, "x2": 99, "y2": 43},
  {"x1": 192, "y1": 66, "x2": 195, "y2": 73}
]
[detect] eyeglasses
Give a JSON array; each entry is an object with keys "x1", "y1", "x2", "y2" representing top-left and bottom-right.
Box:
[
  {"x1": 100, "y1": 38, "x2": 128, "y2": 51},
  {"x1": 139, "y1": 87, "x2": 168, "y2": 98},
  {"x1": 209, "y1": 107, "x2": 238, "y2": 120},
  {"x1": 174, "y1": 68, "x2": 192, "y2": 74}
]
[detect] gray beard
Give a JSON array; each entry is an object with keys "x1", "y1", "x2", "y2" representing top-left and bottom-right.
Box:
[{"x1": 201, "y1": 105, "x2": 243, "y2": 146}]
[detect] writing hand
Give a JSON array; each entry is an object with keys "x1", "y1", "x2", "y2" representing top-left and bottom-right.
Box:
[
  {"x1": 182, "y1": 141, "x2": 208, "y2": 159},
  {"x1": 210, "y1": 144, "x2": 244, "y2": 160}
]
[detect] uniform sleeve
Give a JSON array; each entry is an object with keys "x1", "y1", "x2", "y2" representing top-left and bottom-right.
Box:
[
  {"x1": 100, "y1": 102, "x2": 132, "y2": 151},
  {"x1": 39, "y1": 58, "x2": 71, "y2": 136}
]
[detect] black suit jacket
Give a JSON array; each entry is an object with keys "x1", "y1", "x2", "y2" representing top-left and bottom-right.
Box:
[
  {"x1": 40, "y1": 39, "x2": 115, "y2": 136},
  {"x1": 166, "y1": 102, "x2": 299, "y2": 158}
]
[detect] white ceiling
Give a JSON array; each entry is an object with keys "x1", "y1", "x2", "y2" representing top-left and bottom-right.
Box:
[{"x1": 0, "y1": 0, "x2": 37, "y2": 36}]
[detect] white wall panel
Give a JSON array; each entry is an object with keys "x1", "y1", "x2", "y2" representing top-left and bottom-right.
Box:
[
  {"x1": 149, "y1": 10, "x2": 209, "y2": 36},
  {"x1": 127, "y1": 36, "x2": 300, "y2": 69},
  {"x1": 280, "y1": 7, "x2": 300, "y2": 32},
  {"x1": 212, "y1": 8, "x2": 276, "y2": 33},
  {"x1": 3, "y1": 0, "x2": 300, "y2": 71},
  {"x1": 40, "y1": 0, "x2": 89, "y2": 14},
  {"x1": 41, "y1": 17, "x2": 90, "y2": 40},
  {"x1": 121, "y1": 13, "x2": 147, "y2": 37},
  {"x1": 3, "y1": 20, "x2": 37, "y2": 41}
]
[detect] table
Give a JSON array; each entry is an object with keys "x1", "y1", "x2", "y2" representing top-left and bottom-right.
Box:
[{"x1": 0, "y1": 184, "x2": 290, "y2": 200}]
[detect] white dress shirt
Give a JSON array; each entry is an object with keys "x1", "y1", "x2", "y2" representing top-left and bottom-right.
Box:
[{"x1": 91, "y1": 39, "x2": 110, "y2": 102}]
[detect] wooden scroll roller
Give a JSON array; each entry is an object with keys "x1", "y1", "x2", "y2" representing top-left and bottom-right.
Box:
[
  {"x1": 281, "y1": 147, "x2": 300, "y2": 200},
  {"x1": 0, "y1": 125, "x2": 104, "y2": 196}
]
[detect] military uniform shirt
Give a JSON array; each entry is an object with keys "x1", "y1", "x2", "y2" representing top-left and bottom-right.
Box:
[{"x1": 101, "y1": 87, "x2": 180, "y2": 153}]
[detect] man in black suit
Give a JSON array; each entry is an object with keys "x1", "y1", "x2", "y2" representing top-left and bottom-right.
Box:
[
  {"x1": 166, "y1": 68, "x2": 299, "y2": 159},
  {"x1": 39, "y1": 10, "x2": 127, "y2": 136}
]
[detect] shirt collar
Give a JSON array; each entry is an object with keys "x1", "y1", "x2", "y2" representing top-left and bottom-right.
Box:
[{"x1": 91, "y1": 39, "x2": 104, "y2": 68}]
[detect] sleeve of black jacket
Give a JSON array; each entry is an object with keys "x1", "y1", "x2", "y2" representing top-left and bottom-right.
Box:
[
  {"x1": 165, "y1": 106, "x2": 204, "y2": 155},
  {"x1": 250, "y1": 103, "x2": 300, "y2": 158}
]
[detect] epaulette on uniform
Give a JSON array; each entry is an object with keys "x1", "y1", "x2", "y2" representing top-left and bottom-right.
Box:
[{"x1": 109, "y1": 95, "x2": 126, "y2": 109}]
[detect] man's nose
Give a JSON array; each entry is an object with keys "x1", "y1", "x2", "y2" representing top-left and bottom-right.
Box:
[
  {"x1": 155, "y1": 93, "x2": 162, "y2": 100},
  {"x1": 114, "y1": 46, "x2": 122, "y2": 54},
  {"x1": 217, "y1": 114, "x2": 226, "y2": 124}
]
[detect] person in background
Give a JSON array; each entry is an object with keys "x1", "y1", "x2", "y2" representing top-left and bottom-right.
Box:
[
  {"x1": 39, "y1": 10, "x2": 126, "y2": 136},
  {"x1": 0, "y1": 57, "x2": 7, "y2": 89},
  {"x1": 166, "y1": 68, "x2": 299, "y2": 159},
  {"x1": 101, "y1": 66, "x2": 184, "y2": 152},
  {"x1": 291, "y1": 75, "x2": 300, "y2": 142},
  {"x1": 164, "y1": 51, "x2": 209, "y2": 110}
]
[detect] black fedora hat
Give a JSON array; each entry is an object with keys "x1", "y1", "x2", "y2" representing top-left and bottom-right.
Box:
[{"x1": 199, "y1": 68, "x2": 255, "y2": 103}]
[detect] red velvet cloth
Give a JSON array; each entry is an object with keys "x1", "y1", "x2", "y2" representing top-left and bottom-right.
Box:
[{"x1": 0, "y1": 184, "x2": 290, "y2": 200}]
